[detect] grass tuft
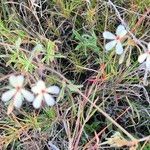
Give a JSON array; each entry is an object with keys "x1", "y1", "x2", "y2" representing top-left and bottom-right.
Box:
[{"x1": 0, "y1": 0, "x2": 150, "y2": 149}]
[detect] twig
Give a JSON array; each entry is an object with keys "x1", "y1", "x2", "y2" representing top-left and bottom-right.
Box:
[
  {"x1": 41, "y1": 64, "x2": 136, "y2": 141},
  {"x1": 83, "y1": 107, "x2": 131, "y2": 149}
]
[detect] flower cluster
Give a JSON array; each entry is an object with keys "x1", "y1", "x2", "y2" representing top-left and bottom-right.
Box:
[
  {"x1": 103, "y1": 24, "x2": 150, "y2": 84},
  {"x1": 1, "y1": 75, "x2": 60, "y2": 114}
]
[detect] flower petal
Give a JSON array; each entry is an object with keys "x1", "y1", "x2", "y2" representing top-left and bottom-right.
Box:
[
  {"x1": 32, "y1": 80, "x2": 46, "y2": 94},
  {"x1": 9, "y1": 75, "x2": 18, "y2": 87},
  {"x1": 116, "y1": 42, "x2": 124, "y2": 55},
  {"x1": 13, "y1": 92, "x2": 23, "y2": 108},
  {"x1": 103, "y1": 31, "x2": 116, "y2": 39},
  {"x1": 138, "y1": 53, "x2": 147, "y2": 63},
  {"x1": 1, "y1": 89, "x2": 16, "y2": 102},
  {"x1": 105, "y1": 40, "x2": 117, "y2": 51},
  {"x1": 31, "y1": 86, "x2": 39, "y2": 94},
  {"x1": 21, "y1": 89, "x2": 34, "y2": 102},
  {"x1": 44, "y1": 93, "x2": 55, "y2": 106},
  {"x1": 116, "y1": 25, "x2": 127, "y2": 37},
  {"x1": 36, "y1": 80, "x2": 46, "y2": 89},
  {"x1": 47, "y1": 86, "x2": 60, "y2": 95},
  {"x1": 146, "y1": 55, "x2": 150, "y2": 70},
  {"x1": 16, "y1": 75, "x2": 24, "y2": 87},
  {"x1": 33, "y1": 94, "x2": 43, "y2": 109}
]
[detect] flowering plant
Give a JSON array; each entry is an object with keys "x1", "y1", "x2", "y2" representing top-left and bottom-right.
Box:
[
  {"x1": 1, "y1": 75, "x2": 60, "y2": 114},
  {"x1": 103, "y1": 25, "x2": 127, "y2": 55},
  {"x1": 1, "y1": 75, "x2": 34, "y2": 114},
  {"x1": 31, "y1": 80, "x2": 60, "y2": 109}
]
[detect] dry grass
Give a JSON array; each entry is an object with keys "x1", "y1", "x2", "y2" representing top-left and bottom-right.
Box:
[{"x1": 0, "y1": 0, "x2": 150, "y2": 149}]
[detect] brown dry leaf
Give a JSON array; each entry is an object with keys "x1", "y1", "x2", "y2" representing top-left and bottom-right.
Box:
[
  {"x1": 127, "y1": 39, "x2": 136, "y2": 46},
  {"x1": 7, "y1": 101, "x2": 14, "y2": 115},
  {"x1": 101, "y1": 132, "x2": 138, "y2": 149},
  {"x1": 129, "y1": 146, "x2": 137, "y2": 150},
  {"x1": 106, "y1": 132, "x2": 129, "y2": 147},
  {"x1": 128, "y1": 141, "x2": 138, "y2": 150}
]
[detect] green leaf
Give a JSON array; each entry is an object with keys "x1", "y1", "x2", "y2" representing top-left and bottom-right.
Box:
[
  {"x1": 67, "y1": 84, "x2": 83, "y2": 92},
  {"x1": 45, "y1": 40, "x2": 56, "y2": 64},
  {"x1": 73, "y1": 30, "x2": 99, "y2": 55}
]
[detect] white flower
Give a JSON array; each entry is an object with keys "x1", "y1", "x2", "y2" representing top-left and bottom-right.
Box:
[
  {"x1": 1, "y1": 75, "x2": 34, "y2": 109},
  {"x1": 103, "y1": 24, "x2": 127, "y2": 55},
  {"x1": 31, "y1": 80, "x2": 60, "y2": 109},
  {"x1": 138, "y1": 43, "x2": 150, "y2": 71}
]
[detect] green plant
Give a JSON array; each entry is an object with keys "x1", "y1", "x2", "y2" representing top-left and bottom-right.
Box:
[{"x1": 73, "y1": 30, "x2": 99, "y2": 55}]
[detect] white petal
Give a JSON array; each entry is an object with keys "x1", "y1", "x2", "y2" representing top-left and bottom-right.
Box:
[
  {"x1": 36, "y1": 80, "x2": 46, "y2": 89},
  {"x1": 116, "y1": 25, "x2": 127, "y2": 37},
  {"x1": 44, "y1": 93, "x2": 55, "y2": 106},
  {"x1": 32, "y1": 80, "x2": 46, "y2": 94},
  {"x1": 148, "y1": 43, "x2": 150, "y2": 50},
  {"x1": 47, "y1": 86, "x2": 60, "y2": 95},
  {"x1": 116, "y1": 42, "x2": 124, "y2": 55},
  {"x1": 33, "y1": 94, "x2": 43, "y2": 109},
  {"x1": 146, "y1": 55, "x2": 150, "y2": 69},
  {"x1": 103, "y1": 31, "x2": 116, "y2": 39},
  {"x1": 13, "y1": 92, "x2": 23, "y2": 108},
  {"x1": 21, "y1": 89, "x2": 34, "y2": 102},
  {"x1": 116, "y1": 25, "x2": 125, "y2": 34},
  {"x1": 33, "y1": 43, "x2": 44, "y2": 51},
  {"x1": 138, "y1": 53, "x2": 147, "y2": 63},
  {"x1": 105, "y1": 40, "x2": 117, "y2": 51},
  {"x1": 9, "y1": 75, "x2": 18, "y2": 87},
  {"x1": 119, "y1": 30, "x2": 127, "y2": 38},
  {"x1": 1, "y1": 89, "x2": 16, "y2": 102},
  {"x1": 31, "y1": 86, "x2": 39, "y2": 94},
  {"x1": 16, "y1": 75, "x2": 24, "y2": 87}
]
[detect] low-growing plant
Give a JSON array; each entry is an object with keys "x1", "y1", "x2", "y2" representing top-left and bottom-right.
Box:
[{"x1": 0, "y1": 0, "x2": 150, "y2": 150}]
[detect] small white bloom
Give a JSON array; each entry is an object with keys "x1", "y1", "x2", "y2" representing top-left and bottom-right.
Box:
[
  {"x1": 1, "y1": 75, "x2": 34, "y2": 109},
  {"x1": 138, "y1": 43, "x2": 150, "y2": 70},
  {"x1": 31, "y1": 80, "x2": 60, "y2": 109},
  {"x1": 103, "y1": 25, "x2": 127, "y2": 55}
]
